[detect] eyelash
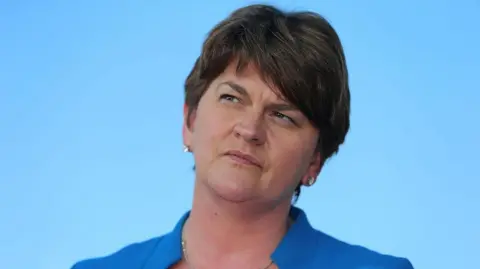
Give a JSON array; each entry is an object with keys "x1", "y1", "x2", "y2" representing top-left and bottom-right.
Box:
[
  {"x1": 219, "y1": 94, "x2": 239, "y2": 103},
  {"x1": 219, "y1": 94, "x2": 295, "y2": 124},
  {"x1": 272, "y1": 111, "x2": 295, "y2": 124}
]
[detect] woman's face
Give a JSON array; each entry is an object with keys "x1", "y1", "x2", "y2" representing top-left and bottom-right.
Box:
[{"x1": 183, "y1": 62, "x2": 322, "y2": 205}]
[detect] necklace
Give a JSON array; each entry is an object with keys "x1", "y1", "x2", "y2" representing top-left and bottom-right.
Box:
[{"x1": 181, "y1": 234, "x2": 274, "y2": 269}]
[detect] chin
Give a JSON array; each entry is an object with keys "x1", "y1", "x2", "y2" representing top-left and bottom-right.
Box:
[{"x1": 206, "y1": 168, "x2": 260, "y2": 203}]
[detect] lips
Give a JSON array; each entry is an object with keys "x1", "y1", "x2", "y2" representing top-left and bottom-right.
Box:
[{"x1": 225, "y1": 150, "x2": 262, "y2": 168}]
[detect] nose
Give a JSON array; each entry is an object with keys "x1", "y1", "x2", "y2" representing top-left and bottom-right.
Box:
[{"x1": 233, "y1": 112, "x2": 266, "y2": 145}]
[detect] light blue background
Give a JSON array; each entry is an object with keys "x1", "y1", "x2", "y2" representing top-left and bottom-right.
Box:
[{"x1": 1, "y1": 1, "x2": 478, "y2": 268}]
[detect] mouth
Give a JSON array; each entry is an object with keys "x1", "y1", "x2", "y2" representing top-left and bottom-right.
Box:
[{"x1": 225, "y1": 150, "x2": 262, "y2": 168}]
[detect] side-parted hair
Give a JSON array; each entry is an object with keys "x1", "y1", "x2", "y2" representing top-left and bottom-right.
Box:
[{"x1": 184, "y1": 4, "x2": 350, "y2": 201}]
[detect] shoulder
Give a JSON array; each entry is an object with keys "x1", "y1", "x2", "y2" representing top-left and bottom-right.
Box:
[
  {"x1": 70, "y1": 236, "x2": 163, "y2": 269},
  {"x1": 70, "y1": 211, "x2": 189, "y2": 269},
  {"x1": 311, "y1": 230, "x2": 414, "y2": 269},
  {"x1": 284, "y1": 207, "x2": 414, "y2": 269}
]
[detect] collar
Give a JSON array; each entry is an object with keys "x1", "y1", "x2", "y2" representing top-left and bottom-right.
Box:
[{"x1": 143, "y1": 206, "x2": 319, "y2": 269}]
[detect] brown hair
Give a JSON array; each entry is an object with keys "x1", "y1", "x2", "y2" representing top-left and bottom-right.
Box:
[{"x1": 185, "y1": 4, "x2": 350, "y2": 201}]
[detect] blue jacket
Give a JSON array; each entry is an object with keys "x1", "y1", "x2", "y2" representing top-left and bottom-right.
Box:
[{"x1": 72, "y1": 207, "x2": 414, "y2": 269}]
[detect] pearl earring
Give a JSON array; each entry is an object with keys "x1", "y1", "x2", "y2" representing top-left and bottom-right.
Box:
[
  {"x1": 307, "y1": 176, "x2": 315, "y2": 186},
  {"x1": 183, "y1": 145, "x2": 190, "y2": 152}
]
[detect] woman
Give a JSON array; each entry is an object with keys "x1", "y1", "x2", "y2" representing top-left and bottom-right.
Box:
[{"x1": 72, "y1": 4, "x2": 414, "y2": 269}]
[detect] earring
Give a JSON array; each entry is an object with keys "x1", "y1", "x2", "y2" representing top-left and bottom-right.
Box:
[
  {"x1": 183, "y1": 145, "x2": 190, "y2": 152},
  {"x1": 307, "y1": 176, "x2": 315, "y2": 186}
]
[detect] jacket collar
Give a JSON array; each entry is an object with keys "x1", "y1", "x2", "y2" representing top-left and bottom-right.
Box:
[{"x1": 144, "y1": 206, "x2": 319, "y2": 269}]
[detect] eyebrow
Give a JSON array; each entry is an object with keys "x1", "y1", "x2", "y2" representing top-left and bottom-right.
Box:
[
  {"x1": 217, "y1": 81, "x2": 248, "y2": 96},
  {"x1": 267, "y1": 103, "x2": 298, "y2": 112},
  {"x1": 218, "y1": 80, "x2": 299, "y2": 112}
]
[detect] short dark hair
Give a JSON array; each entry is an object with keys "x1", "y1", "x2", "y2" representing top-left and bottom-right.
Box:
[{"x1": 185, "y1": 4, "x2": 350, "y2": 201}]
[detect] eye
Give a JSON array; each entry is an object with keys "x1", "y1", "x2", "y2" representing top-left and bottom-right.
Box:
[
  {"x1": 272, "y1": 111, "x2": 295, "y2": 124},
  {"x1": 219, "y1": 94, "x2": 240, "y2": 103}
]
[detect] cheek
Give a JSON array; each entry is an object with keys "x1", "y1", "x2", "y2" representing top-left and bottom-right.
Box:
[
  {"x1": 268, "y1": 137, "x2": 313, "y2": 181},
  {"x1": 192, "y1": 103, "x2": 234, "y2": 158}
]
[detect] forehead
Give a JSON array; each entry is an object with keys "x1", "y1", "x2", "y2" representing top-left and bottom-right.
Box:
[{"x1": 214, "y1": 62, "x2": 286, "y2": 101}]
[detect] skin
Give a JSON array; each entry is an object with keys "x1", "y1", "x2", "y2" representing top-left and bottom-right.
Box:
[{"x1": 175, "y1": 62, "x2": 323, "y2": 269}]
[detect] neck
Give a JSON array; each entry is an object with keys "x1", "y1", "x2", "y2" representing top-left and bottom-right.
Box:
[{"x1": 182, "y1": 183, "x2": 292, "y2": 268}]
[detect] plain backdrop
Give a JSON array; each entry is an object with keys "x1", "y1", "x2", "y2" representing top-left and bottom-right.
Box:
[{"x1": 1, "y1": 1, "x2": 479, "y2": 268}]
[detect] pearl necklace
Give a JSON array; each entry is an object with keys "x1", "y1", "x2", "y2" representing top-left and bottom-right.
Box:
[{"x1": 181, "y1": 233, "x2": 274, "y2": 269}]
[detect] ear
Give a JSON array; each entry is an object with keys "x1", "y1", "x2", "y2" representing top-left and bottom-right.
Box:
[
  {"x1": 300, "y1": 151, "x2": 323, "y2": 186},
  {"x1": 182, "y1": 104, "x2": 196, "y2": 149}
]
